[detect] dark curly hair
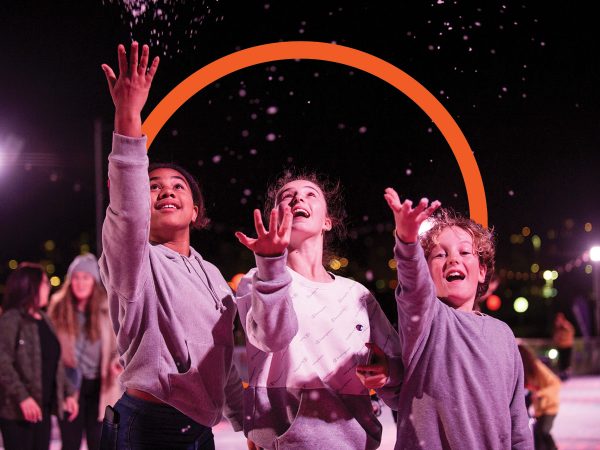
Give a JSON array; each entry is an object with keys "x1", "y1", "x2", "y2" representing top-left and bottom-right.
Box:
[
  {"x1": 263, "y1": 169, "x2": 347, "y2": 262},
  {"x1": 419, "y1": 208, "x2": 496, "y2": 305},
  {"x1": 148, "y1": 162, "x2": 209, "y2": 230}
]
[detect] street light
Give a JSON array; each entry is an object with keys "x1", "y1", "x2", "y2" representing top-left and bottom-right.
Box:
[{"x1": 590, "y1": 246, "x2": 600, "y2": 336}]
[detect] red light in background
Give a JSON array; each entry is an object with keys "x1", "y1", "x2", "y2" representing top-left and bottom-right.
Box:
[{"x1": 486, "y1": 294, "x2": 502, "y2": 311}]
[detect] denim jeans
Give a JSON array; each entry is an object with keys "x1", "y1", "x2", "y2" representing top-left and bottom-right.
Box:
[{"x1": 102, "y1": 393, "x2": 215, "y2": 450}]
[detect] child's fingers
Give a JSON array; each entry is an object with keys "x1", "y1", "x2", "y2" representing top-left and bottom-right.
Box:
[
  {"x1": 147, "y1": 56, "x2": 159, "y2": 79},
  {"x1": 418, "y1": 200, "x2": 441, "y2": 220},
  {"x1": 138, "y1": 44, "x2": 149, "y2": 75},
  {"x1": 235, "y1": 231, "x2": 255, "y2": 249},
  {"x1": 117, "y1": 44, "x2": 128, "y2": 76},
  {"x1": 101, "y1": 64, "x2": 117, "y2": 90},
  {"x1": 129, "y1": 41, "x2": 139, "y2": 75},
  {"x1": 267, "y1": 209, "x2": 278, "y2": 236},
  {"x1": 384, "y1": 188, "x2": 402, "y2": 209},
  {"x1": 253, "y1": 209, "x2": 268, "y2": 236},
  {"x1": 278, "y1": 208, "x2": 292, "y2": 238}
]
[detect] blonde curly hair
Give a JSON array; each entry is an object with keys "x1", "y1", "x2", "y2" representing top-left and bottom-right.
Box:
[{"x1": 419, "y1": 208, "x2": 496, "y2": 304}]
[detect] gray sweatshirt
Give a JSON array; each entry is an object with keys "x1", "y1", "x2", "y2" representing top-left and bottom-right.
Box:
[
  {"x1": 99, "y1": 133, "x2": 243, "y2": 430},
  {"x1": 391, "y1": 238, "x2": 533, "y2": 450},
  {"x1": 236, "y1": 252, "x2": 402, "y2": 449}
]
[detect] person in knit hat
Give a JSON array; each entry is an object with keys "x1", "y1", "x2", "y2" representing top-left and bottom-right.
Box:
[{"x1": 48, "y1": 253, "x2": 122, "y2": 450}]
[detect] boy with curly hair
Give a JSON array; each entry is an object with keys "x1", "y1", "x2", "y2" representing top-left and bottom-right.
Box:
[{"x1": 384, "y1": 188, "x2": 532, "y2": 450}]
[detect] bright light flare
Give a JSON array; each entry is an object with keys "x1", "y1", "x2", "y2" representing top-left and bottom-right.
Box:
[
  {"x1": 513, "y1": 297, "x2": 529, "y2": 313},
  {"x1": 590, "y1": 246, "x2": 600, "y2": 262}
]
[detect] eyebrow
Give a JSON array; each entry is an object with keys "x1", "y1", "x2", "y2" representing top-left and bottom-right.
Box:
[
  {"x1": 149, "y1": 175, "x2": 188, "y2": 186},
  {"x1": 277, "y1": 185, "x2": 320, "y2": 198}
]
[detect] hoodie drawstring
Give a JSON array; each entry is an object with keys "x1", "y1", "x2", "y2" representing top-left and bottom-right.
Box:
[{"x1": 181, "y1": 255, "x2": 227, "y2": 312}]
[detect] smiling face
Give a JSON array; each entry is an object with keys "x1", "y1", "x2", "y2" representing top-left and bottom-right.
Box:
[
  {"x1": 427, "y1": 226, "x2": 487, "y2": 311},
  {"x1": 149, "y1": 168, "x2": 199, "y2": 241},
  {"x1": 70, "y1": 271, "x2": 95, "y2": 302},
  {"x1": 275, "y1": 179, "x2": 332, "y2": 245}
]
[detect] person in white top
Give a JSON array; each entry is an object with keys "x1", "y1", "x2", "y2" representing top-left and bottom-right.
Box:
[{"x1": 235, "y1": 170, "x2": 402, "y2": 449}]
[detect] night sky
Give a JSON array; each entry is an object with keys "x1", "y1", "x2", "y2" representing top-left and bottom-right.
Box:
[{"x1": 1, "y1": 1, "x2": 599, "y2": 335}]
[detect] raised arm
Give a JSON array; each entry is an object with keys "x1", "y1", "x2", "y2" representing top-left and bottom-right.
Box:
[
  {"x1": 98, "y1": 43, "x2": 159, "y2": 301},
  {"x1": 384, "y1": 188, "x2": 441, "y2": 366},
  {"x1": 235, "y1": 208, "x2": 299, "y2": 353}
]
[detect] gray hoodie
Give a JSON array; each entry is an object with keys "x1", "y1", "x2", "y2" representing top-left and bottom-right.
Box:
[
  {"x1": 391, "y1": 238, "x2": 533, "y2": 449},
  {"x1": 99, "y1": 133, "x2": 243, "y2": 430}
]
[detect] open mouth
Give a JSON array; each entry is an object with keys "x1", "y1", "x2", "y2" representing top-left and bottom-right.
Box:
[
  {"x1": 292, "y1": 207, "x2": 310, "y2": 218},
  {"x1": 156, "y1": 203, "x2": 179, "y2": 210},
  {"x1": 445, "y1": 271, "x2": 466, "y2": 282}
]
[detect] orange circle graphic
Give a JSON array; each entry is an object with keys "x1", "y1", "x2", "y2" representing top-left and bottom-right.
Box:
[{"x1": 143, "y1": 41, "x2": 487, "y2": 226}]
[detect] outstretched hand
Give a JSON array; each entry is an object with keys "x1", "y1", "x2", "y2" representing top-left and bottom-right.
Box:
[
  {"x1": 101, "y1": 42, "x2": 159, "y2": 137},
  {"x1": 235, "y1": 208, "x2": 293, "y2": 257},
  {"x1": 384, "y1": 187, "x2": 441, "y2": 244}
]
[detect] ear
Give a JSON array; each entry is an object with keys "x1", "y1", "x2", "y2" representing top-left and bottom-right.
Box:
[
  {"x1": 478, "y1": 264, "x2": 487, "y2": 284},
  {"x1": 323, "y1": 217, "x2": 332, "y2": 232},
  {"x1": 192, "y1": 205, "x2": 199, "y2": 224}
]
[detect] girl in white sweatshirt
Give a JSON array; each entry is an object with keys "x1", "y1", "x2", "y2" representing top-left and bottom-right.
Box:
[{"x1": 235, "y1": 171, "x2": 402, "y2": 449}]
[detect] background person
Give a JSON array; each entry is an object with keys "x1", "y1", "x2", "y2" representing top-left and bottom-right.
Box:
[
  {"x1": 0, "y1": 263, "x2": 78, "y2": 450},
  {"x1": 518, "y1": 343, "x2": 560, "y2": 450},
  {"x1": 49, "y1": 254, "x2": 122, "y2": 450}
]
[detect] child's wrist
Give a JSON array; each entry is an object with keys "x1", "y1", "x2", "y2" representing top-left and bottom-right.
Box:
[{"x1": 395, "y1": 229, "x2": 417, "y2": 244}]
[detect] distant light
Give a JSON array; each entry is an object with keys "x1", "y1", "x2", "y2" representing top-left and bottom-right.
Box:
[
  {"x1": 521, "y1": 227, "x2": 531, "y2": 237},
  {"x1": 365, "y1": 270, "x2": 374, "y2": 282},
  {"x1": 543, "y1": 270, "x2": 553, "y2": 281},
  {"x1": 530, "y1": 263, "x2": 539, "y2": 273},
  {"x1": 46, "y1": 264, "x2": 55, "y2": 275},
  {"x1": 228, "y1": 273, "x2": 244, "y2": 291},
  {"x1": 548, "y1": 348, "x2": 559, "y2": 360},
  {"x1": 585, "y1": 265, "x2": 593, "y2": 274},
  {"x1": 50, "y1": 276, "x2": 61, "y2": 287},
  {"x1": 388, "y1": 280, "x2": 398, "y2": 290},
  {"x1": 80, "y1": 244, "x2": 90, "y2": 254},
  {"x1": 584, "y1": 223, "x2": 592, "y2": 232},
  {"x1": 551, "y1": 270, "x2": 559, "y2": 280},
  {"x1": 542, "y1": 286, "x2": 553, "y2": 298},
  {"x1": 590, "y1": 246, "x2": 600, "y2": 262},
  {"x1": 531, "y1": 235, "x2": 541, "y2": 250},
  {"x1": 375, "y1": 279, "x2": 386, "y2": 290},
  {"x1": 44, "y1": 240, "x2": 56, "y2": 252},
  {"x1": 388, "y1": 259, "x2": 397, "y2": 270},
  {"x1": 486, "y1": 294, "x2": 502, "y2": 311},
  {"x1": 547, "y1": 230, "x2": 557, "y2": 240},
  {"x1": 8, "y1": 259, "x2": 18, "y2": 270},
  {"x1": 418, "y1": 218, "x2": 435, "y2": 236},
  {"x1": 339, "y1": 257, "x2": 349, "y2": 268},
  {"x1": 513, "y1": 297, "x2": 529, "y2": 313},
  {"x1": 329, "y1": 259, "x2": 341, "y2": 270}
]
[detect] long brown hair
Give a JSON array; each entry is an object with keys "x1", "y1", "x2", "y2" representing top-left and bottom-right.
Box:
[{"x1": 49, "y1": 277, "x2": 107, "y2": 342}]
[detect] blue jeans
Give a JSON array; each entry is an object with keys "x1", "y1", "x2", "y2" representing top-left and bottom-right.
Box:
[{"x1": 105, "y1": 393, "x2": 215, "y2": 450}]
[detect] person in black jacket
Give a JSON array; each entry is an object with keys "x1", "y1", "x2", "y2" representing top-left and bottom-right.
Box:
[{"x1": 0, "y1": 263, "x2": 78, "y2": 450}]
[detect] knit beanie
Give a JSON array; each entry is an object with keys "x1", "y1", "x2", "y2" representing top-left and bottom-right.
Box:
[{"x1": 67, "y1": 253, "x2": 101, "y2": 283}]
